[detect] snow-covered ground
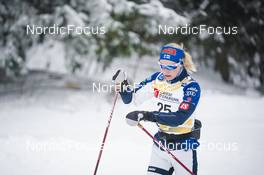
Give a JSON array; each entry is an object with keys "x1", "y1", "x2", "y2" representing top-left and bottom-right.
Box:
[{"x1": 0, "y1": 65, "x2": 263, "y2": 175}]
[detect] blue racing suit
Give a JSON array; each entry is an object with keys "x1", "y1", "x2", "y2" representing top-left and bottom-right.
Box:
[{"x1": 120, "y1": 68, "x2": 201, "y2": 175}]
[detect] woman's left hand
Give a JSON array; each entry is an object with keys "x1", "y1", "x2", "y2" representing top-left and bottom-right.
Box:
[{"x1": 125, "y1": 111, "x2": 156, "y2": 126}]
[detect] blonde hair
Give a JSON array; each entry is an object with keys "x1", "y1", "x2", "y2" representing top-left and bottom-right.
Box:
[{"x1": 164, "y1": 43, "x2": 197, "y2": 74}]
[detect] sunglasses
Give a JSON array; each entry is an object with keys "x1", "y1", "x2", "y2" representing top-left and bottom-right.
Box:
[{"x1": 158, "y1": 62, "x2": 179, "y2": 70}]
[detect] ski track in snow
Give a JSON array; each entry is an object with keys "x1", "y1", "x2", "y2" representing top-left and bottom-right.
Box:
[{"x1": 0, "y1": 74, "x2": 263, "y2": 175}]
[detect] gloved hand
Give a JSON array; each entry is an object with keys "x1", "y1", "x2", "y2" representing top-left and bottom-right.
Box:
[
  {"x1": 112, "y1": 69, "x2": 129, "y2": 93},
  {"x1": 115, "y1": 79, "x2": 129, "y2": 93},
  {"x1": 126, "y1": 111, "x2": 156, "y2": 126}
]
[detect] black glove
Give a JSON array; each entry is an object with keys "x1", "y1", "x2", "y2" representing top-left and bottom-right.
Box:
[
  {"x1": 112, "y1": 69, "x2": 129, "y2": 93},
  {"x1": 120, "y1": 79, "x2": 129, "y2": 92},
  {"x1": 126, "y1": 111, "x2": 156, "y2": 126}
]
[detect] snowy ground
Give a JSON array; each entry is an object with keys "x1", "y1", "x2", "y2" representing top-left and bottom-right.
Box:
[{"x1": 0, "y1": 67, "x2": 263, "y2": 175}]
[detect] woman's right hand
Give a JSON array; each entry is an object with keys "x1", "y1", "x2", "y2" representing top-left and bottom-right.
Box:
[
  {"x1": 115, "y1": 80, "x2": 129, "y2": 93},
  {"x1": 112, "y1": 69, "x2": 128, "y2": 93}
]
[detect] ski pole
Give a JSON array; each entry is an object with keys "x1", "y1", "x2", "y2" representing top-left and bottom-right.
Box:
[
  {"x1": 93, "y1": 92, "x2": 118, "y2": 175},
  {"x1": 93, "y1": 69, "x2": 125, "y2": 175},
  {"x1": 137, "y1": 123, "x2": 196, "y2": 175}
]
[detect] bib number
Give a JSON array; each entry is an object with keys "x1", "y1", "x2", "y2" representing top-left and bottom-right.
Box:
[{"x1": 157, "y1": 102, "x2": 171, "y2": 112}]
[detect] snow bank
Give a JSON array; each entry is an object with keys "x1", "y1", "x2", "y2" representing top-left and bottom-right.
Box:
[
  {"x1": 0, "y1": 71, "x2": 263, "y2": 175},
  {"x1": 26, "y1": 40, "x2": 67, "y2": 74}
]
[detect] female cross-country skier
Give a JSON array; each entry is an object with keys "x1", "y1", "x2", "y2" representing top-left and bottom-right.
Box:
[{"x1": 117, "y1": 43, "x2": 201, "y2": 175}]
